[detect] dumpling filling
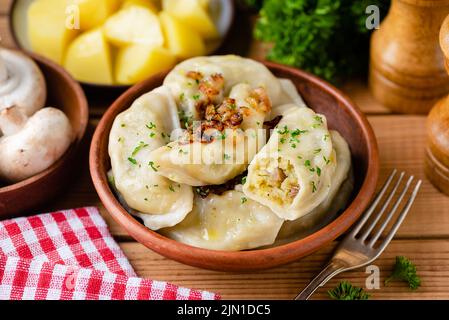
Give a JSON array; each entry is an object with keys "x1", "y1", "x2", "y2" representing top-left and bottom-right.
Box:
[{"x1": 247, "y1": 157, "x2": 299, "y2": 206}]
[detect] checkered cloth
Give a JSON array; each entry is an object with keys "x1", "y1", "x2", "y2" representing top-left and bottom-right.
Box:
[{"x1": 0, "y1": 207, "x2": 219, "y2": 300}]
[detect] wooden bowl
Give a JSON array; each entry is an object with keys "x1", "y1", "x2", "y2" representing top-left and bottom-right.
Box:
[
  {"x1": 8, "y1": 0, "x2": 235, "y2": 90},
  {"x1": 90, "y1": 61, "x2": 380, "y2": 271},
  {"x1": 0, "y1": 51, "x2": 89, "y2": 218}
]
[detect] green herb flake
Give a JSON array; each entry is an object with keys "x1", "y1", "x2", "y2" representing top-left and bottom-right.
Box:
[
  {"x1": 146, "y1": 122, "x2": 156, "y2": 130},
  {"x1": 241, "y1": 197, "x2": 248, "y2": 204},
  {"x1": 314, "y1": 148, "x2": 322, "y2": 154},
  {"x1": 128, "y1": 157, "x2": 137, "y2": 165},
  {"x1": 311, "y1": 181, "x2": 317, "y2": 193},
  {"x1": 328, "y1": 281, "x2": 370, "y2": 300},
  {"x1": 148, "y1": 161, "x2": 159, "y2": 172},
  {"x1": 277, "y1": 125, "x2": 289, "y2": 135},
  {"x1": 224, "y1": 153, "x2": 231, "y2": 160},
  {"x1": 192, "y1": 94, "x2": 201, "y2": 100},
  {"x1": 385, "y1": 256, "x2": 421, "y2": 290},
  {"x1": 316, "y1": 166, "x2": 322, "y2": 177},
  {"x1": 241, "y1": 176, "x2": 247, "y2": 185},
  {"x1": 132, "y1": 141, "x2": 149, "y2": 156},
  {"x1": 169, "y1": 185, "x2": 175, "y2": 192},
  {"x1": 304, "y1": 160, "x2": 311, "y2": 167}
]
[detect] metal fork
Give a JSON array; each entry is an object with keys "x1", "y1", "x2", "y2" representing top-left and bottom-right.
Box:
[{"x1": 295, "y1": 170, "x2": 422, "y2": 300}]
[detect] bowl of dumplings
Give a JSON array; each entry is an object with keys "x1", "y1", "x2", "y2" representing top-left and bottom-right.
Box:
[{"x1": 90, "y1": 55, "x2": 380, "y2": 271}]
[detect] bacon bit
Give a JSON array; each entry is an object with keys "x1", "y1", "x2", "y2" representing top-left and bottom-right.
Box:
[
  {"x1": 289, "y1": 185, "x2": 300, "y2": 198},
  {"x1": 198, "y1": 73, "x2": 224, "y2": 100},
  {"x1": 246, "y1": 87, "x2": 272, "y2": 113},
  {"x1": 186, "y1": 71, "x2": 204, "y2": 81}
]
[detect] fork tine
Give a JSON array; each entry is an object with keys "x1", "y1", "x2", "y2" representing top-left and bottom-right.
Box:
[
  {"x1": 349, "y1": 170, "x2": 397, "y2": 237},
  {"x1": 375, "y1": 180, "x2": 422, "y2": 253},
  {"x1": 359, "y1": 172, "x2": 405, "y2": 241},
  {"x1": 368, "y1": 176, "x2": 414, "y2": 247}
]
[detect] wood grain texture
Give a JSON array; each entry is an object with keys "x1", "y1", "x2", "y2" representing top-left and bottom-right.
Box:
[{"x1": 120, "y1": 239, "x2": 449, "y2": 300}]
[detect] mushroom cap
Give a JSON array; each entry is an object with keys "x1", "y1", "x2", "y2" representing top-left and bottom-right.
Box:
[
  {"x1": 0, "y1": 107, "x2": 73, "y2": 183},
  {"x1": 0, "y1": 48, "x2": 47, "y2": 116}
]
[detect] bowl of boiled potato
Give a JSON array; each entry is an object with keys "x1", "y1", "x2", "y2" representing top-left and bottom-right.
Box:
[{"x1": 9, "y1": 0, "x2": 234, "y2": 87}]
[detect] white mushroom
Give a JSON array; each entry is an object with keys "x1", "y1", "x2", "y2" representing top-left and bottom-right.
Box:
[
  {"x1": 0, "y1": 48, "x2": 46, "y2": 116},
  {"x1": 0, "y1": 106, "x2": 73, "y2": 183}
]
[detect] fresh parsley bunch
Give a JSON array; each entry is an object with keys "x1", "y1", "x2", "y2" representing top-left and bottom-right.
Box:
[{"x1": 251, "y1": 0, "x2": 390, "y2": 82}]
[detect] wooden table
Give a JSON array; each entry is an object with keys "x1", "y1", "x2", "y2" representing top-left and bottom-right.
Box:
[{"x1": 2, "y1": 0, "x2": 449, "y2": 300}]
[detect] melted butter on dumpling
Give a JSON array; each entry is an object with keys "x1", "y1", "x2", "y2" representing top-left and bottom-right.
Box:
[
  {"x1": 109, "y1": 87, "x2": 193, "y2": 230},
  {"x1": 160, "y1": 187, "x2": 284, "y2": 251}
]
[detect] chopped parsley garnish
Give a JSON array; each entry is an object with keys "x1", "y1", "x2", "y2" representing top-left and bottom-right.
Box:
[
  {"x1": 291, "y1": 129, "x2": 308, "y2": 137},
  {"x1": 132, "y1": 141, "x2": 149, "y2": 156},
  {"x1": 192, "y1": 94, "x2": 201, "y2": 100},
  {"x1": 323, "y1": 156, "x2": 331, "y2": 165},
  {"x1": 219, "y1": 132, "x2": 227, "y2": 140},
  {"x1": 128, "y1": 157, "x2": 137, "y2": 165},
  {"x1": 148, "y1": 161, "x2": 159, "y2": 172},
  {"x1": 311, "y1": 181, "x2": 317, "y2": 193},
  {"x1": 277, "y1": 125, "x2": 289, "y2": 135},
  {"x1": 385, "y1": 256, "x2": 421, "y2": 290},
  {"x1": 179, "y1": 93, "x2": 185, "y2": 101},
  {"x1": 146, "y1": 122, "x2": 156, "y2": 130},
  {"x1": 241, "y1": 176, "x2": 247, "y2": 185},
  {"x1": 328, "y1": 281, "x2": 370, "y2": 300},
  {"x1": 304, "y1": 160, "x2": 311, "y2": 167},
  {"x1": 280, "y1": 137, "x2": 286, "y2": 144},
  {"x1": 316, "y1": 166, "x2": 322, "y2": 177},
  {"x1": 169, "y1": 185, "x2": 175, "y2": 192},
  {"x1": 314, "y1": 148, "x2": 322, "y2": 154},
  {"x1": 179, "y1": 149, "x2": 188, "y2": 155},
  {"x1": 224, "y1": 153, "x2": 231, "y2": 160},
  {"x1": 323, "y1": 134, "x2": 330, "y2": 141},
  {"x1": 118, "y1": 137, "x2": 123, "y2": 143},
  {"x1": 121, "y1": 123, "x2": 126, "y2": 128},
  {"x1": 241, "y1": 197, "x2": 248, "y2": 204}
]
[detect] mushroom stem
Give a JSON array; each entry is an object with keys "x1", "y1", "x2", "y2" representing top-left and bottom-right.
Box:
[
  {"x1": 0, "y1": 54, "x2": 7, "y2": 83},
  {"x1": 0, "y1": 106, "x2": 28, "y2": 136}
]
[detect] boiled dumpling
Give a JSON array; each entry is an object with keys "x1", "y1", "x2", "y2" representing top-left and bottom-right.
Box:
[
  {"x1": 243, "y1": 107, "x2": 336, "y2": 221},
  {"x1": 160, "y1": 187, "x2": 284, "y2": 251},
  {"x1": 149, "y1": 83, "x2": 270, "y2": 186},
  {"x1": 109, "y1": 87, "x2": 193, "y2": 230},
  {"x1": 276, "y1": 130, "x2": 353, "y2": 241},
  {"x1": 163, "y1": 55, "x2": 285, "y2": 121}
]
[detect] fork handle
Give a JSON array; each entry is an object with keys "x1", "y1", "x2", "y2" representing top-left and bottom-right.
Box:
[{"x1": 295, "y1": 261, "x2": 345, "y2": 300}]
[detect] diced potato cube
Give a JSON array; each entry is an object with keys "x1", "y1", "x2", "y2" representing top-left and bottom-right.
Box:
[
  {"x1": 27, "y1": 0, "x2": 79, "y2": 64},
  {"x1": 159, "y1": 12, "x2": 206, "y2": 59},
  {"x1": 103, "y1": 5, "x2": 164, "y2": 47},
  {"x1": 64, "y1": 29, "x2": 114, "y2": 84},
  {"x1": 68, "y1": 0, "x2": 122, "y2": 30},
  {"x1": 162, "y1": 0, "x2": 218, "y2": 39},
  {"x1": 121, "y1": 0, "x2": 158, "y2": 12},
  {"x1": 115, "y1": 46, "x2": 176, "y2": 84}
]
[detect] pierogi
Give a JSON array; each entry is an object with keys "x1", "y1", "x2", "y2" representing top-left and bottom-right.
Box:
[{"x1": 108, "y1": 55, "x2": 354, "y2": 250}]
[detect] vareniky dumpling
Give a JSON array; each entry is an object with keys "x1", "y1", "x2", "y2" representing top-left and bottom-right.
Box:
[
  {"x1": 149, "y1": 83, "x2": 271, "y2": 186},
  {"x1": 109, "y1": 87, "x2": 193, "y2": 230},
  {"x1": 160, "y1": 186, "x2": 284, "y2": 251},
  {"x1": 163, "y1": 55, "x2": 285, "y2": 121},
  {"x1": 276, "y1": 130, "x2": 353, "y2": 241},
  {"x1": 243, "y1": 106, "x2": 337, "y2": 221}
]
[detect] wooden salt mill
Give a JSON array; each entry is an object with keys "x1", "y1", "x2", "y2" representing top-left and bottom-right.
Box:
[
  {"x1": 426, "y1": 14, "x2": 449, "y2": 195},
  {"x1": 370, "y1": 0, "x2": 449, "y2": 114}
]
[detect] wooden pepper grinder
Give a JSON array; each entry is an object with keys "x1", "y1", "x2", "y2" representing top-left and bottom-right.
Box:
[
  {"x1": 426, "y1": 14, "x2": 449, "y2": 195},
  {"x1": 370, "y1": 0, "x2": 449, "y2": 114}
]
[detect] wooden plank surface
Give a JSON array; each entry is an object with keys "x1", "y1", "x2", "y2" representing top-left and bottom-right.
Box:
[{"x1": 120, "y1": 239, "x2": 449, "y2": 300}]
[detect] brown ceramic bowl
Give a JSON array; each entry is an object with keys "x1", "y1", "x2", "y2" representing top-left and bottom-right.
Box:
[
  {"x1": 0, "y1": 51, "x2": 89, "y2": 218},
  {"x1": 90, "y1": 61, "x2": 380, "y2": 271}
]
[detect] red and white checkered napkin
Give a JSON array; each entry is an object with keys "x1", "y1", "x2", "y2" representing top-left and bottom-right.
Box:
[{"x1": 0, "y1": 207, "x2": 219, "y2": 300}]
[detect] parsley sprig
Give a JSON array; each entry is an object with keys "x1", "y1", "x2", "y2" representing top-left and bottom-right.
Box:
[
  {"x1": 385, "y1": 256, "x2": 421, "y2": 290},
  {"x1": 328, "y1": 281, "x2": 370, "y2": 300}
]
